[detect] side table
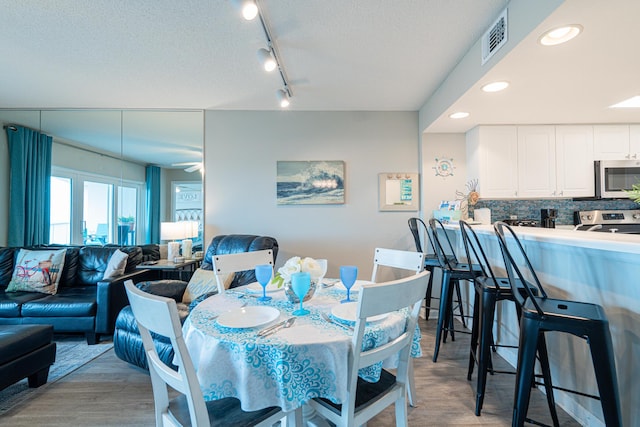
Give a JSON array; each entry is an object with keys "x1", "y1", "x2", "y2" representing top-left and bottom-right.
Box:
[{"x1": 136, "y1": 258, "x2": 201, "y2": 281}]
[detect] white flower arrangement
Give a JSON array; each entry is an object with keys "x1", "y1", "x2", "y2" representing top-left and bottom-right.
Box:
[{"x1": 271, "y1": 256, "x2": 323, "y2": 288}]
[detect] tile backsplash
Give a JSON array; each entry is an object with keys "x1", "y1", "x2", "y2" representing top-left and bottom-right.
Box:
[{"x1": 472, "y1": 199, "x2": 638, "y2": 225}]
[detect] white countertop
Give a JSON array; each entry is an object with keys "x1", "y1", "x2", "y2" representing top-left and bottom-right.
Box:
[{"x1": 444, "y1": 222, "x2": 640, "y2": 255}]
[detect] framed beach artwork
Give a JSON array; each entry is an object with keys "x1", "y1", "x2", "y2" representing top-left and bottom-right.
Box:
[{"x1": 277, "y1": 161, "x2": 345, "y2": 205}]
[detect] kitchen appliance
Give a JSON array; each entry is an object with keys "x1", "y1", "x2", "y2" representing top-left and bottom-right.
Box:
[
  {"x1": 595, "y1": 160, "x2": 640, "y2": 198},
  {"x1": 502, "y1": 218, "x2": 539, "y2": 227},
  {"x1": 540, "y1": 208, "x2": 557, "y2": 228},
  {"x1": 574, "y1": 209, "x2": 640, "y2": 234}
]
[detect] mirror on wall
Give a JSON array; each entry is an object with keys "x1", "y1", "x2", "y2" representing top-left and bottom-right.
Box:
[{"x1": 0, "y1": 109, "x2": 204, "y2": 247}]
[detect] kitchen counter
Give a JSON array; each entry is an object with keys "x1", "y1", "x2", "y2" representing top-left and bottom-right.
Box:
[
  {"x1": 440, "y1": 222, "x2": 639, "y2": 426},
  {"x1": 448, "y1": 222, "x2": 640, "y2": 254}
]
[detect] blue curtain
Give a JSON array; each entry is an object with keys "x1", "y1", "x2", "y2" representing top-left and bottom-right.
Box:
[
  {"x1": 145, "y1": 165, "x2": 161, "y2": 243},
  {"x1": 6, "y1": 125, "x2": 53, "y2": 246}
]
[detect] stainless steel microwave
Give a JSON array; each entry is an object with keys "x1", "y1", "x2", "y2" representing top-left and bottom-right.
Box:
[{"x1": 595, "y1": 160, "x2": 640, "y2": 198}]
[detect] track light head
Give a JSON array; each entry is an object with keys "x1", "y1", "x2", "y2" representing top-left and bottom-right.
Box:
[
  {"x1": 241, "y1": 0, "x2": 258, "y2": 20},
  {"x1": 257, "y1": 48, "x2": 277, "y2": 72},
  {"x1": 276, "y1": 89, "x2": 290, "y2": 108}
]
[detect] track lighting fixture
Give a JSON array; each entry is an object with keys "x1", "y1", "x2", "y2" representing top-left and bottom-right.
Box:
[
  {"x1": 257, "y1": 48, "x2": 277, "y2": 72},
  {"x1": 240, "y1": 0, "x2": 258, "y2": 20},
  {"x1": 276, "y1": 89, "x2": 290, "y2": 108}
]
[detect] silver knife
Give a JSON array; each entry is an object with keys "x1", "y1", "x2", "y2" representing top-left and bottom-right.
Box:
[
  {"x1": 260, "y1": 318, "x2": 295, "y2": 337},
  {"x1": 257, "y1": 319, "x2": 288, "y2": 336}
]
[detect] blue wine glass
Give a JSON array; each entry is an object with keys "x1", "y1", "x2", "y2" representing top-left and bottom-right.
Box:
[
  {"x1": 291, "y1": 272, "x2": 311, "y2": 316},
  {"x1": 340, "y1": 265, "x2": 358, "y2": 304},
  {"x1": 255, "y1": 264, "x2": 273, "y2": 302}
]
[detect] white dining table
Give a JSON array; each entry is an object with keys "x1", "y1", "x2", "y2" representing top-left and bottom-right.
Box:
[{"x1": 181, "y1": 281, "x2": 422, "y2": 422}]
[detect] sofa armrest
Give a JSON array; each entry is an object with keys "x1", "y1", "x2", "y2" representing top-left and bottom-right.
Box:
[{"x1": 95, "y1": 269, "x2": 160, "y2": 335}]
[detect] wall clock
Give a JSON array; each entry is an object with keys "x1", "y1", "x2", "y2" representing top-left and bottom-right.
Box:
[{"x1": 433, "y1": 157, "x2": 455, "y2": 177}]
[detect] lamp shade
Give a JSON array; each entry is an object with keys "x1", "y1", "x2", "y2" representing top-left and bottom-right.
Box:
[{"x1": 161, "y1": 222, "x2": 186, "y2": 241}]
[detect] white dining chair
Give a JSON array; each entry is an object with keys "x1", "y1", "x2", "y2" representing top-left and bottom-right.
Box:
[
  {"x1": 308, "y1": 271, "x2": 429, "y2": 427},
  {"x1": 370, "y1": 247, "x2": 426, "y2": 283},
  {"x1": 211, "y1": 249, "x2": 274, "y2": 294},
  {"x1": 370, "y1": 247, "x2": 426, "y2": 407},
  {"x1": 124, "y1": 280, "x2": 301, "y2": 427}
]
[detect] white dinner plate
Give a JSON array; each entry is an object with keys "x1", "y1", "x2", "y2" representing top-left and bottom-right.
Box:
[
  {"x1": 246, "y1": 281, "x2": 284, "y2": 294},
  {"x1": 331, "y1": 302, "x2": 388, "y2": 323},
  {"x1": 336, "y1": 279, "x2": 372, "y2": 293},
  {"x1": 217, "y1": 306, "x2": 280, "y2": 329}
]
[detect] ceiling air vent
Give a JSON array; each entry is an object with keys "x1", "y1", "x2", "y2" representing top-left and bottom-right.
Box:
[{"x1": 482, "y1": 9, "x2": 508, "y2": 65}]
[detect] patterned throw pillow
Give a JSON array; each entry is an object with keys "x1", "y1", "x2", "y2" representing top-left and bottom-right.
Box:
[
  {"x1": 182, "y1": 269, "x2": 234, "y2": 304},
  {"x1": 102, "y1": 249, "x2": 129, "y2": 279},
  {"x1": 6, "y1": 249, "x2": 67, "y2": 295}
]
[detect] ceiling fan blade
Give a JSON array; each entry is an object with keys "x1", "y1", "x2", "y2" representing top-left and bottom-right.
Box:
[{"x1": 184, "y1": 163, "x2": 202, "y2": 173}]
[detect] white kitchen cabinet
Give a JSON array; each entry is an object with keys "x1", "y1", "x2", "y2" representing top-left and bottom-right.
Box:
[
  {"x1": 466, "y1": 126, "x2": 519, "y2": 198},
  {"x1": 555, "y1": 125, "x2": 595, "y2": 197},
  {"x1": 517, "y1": 126, "x2": 556, "y2": 197},
  {"x1": 467, "y1": 125, "x2": 596, "y2": 199},
  {"x1": 630, "y1": 125, "x2": 640, "y2": 158},
  {"x1": 593, "y1": 125, "x2": 634, "y2": 159}
]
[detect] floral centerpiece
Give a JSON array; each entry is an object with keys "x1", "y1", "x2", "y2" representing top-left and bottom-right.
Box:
[{"x1": 271, "y1": 256, "x2": 323, "y2": 303}]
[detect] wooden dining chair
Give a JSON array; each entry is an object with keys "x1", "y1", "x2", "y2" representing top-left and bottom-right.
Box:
[
  {"x1": 124, "y1": 280, "x2": 301, "y2": 427},
  {"x1": 211, "y1": 249, "x2": 274, "y2": 294},
  {"x1": 370, "y1": 247, "x2": 426, "y2": 407},
  {"x1": 308, "y1": 271, "x2": 430, "y2": 427}
]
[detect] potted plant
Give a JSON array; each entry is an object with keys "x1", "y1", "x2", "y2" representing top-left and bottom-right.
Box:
[
  {"x1": 118, "y1": 215, "x2": 136, "y2": 232},
  {"x1": 625, "y1": 181, "x2": 640, "y2": 204}
]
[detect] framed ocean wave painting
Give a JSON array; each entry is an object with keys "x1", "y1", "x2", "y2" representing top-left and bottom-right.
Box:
[{"x1": 277, "y1": 161, "x2": 345, "y2": 205}]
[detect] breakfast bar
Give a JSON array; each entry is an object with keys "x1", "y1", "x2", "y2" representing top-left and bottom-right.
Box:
[{"x1": 442, "y1": 223, "x2": 639, "y2": 427}]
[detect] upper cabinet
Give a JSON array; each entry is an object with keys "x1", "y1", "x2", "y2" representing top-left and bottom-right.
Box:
[
  {"x1": 467, "y1": 125, "x2": 595, "y2": 199},
  {"x1": 466, "y1": 126, "x2": 518, "y2": 198},
  {"x1": 517, "y1": 126, "x2": 556, "y2": 198},
  {"x1": 555, "y1": 126, "x2": 595, "y2": 197},
  {"x1": 593, "y1": 125, "x2": 640, "y2": 160}
]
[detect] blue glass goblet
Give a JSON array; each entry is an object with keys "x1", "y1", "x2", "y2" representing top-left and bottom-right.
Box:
[
  {"x1": 339, "y1": 265, "x2": 358, "y2": 304},
  {"x1": 255, "y1": 264, "x2": 273, "y2": 302},
  {"x1": 291, "y1": 272, "x2": 311, "y2": 316}
]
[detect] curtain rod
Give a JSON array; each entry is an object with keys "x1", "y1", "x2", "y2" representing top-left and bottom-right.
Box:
[{"x1": 3, "y1": 124, "x2": 18, "y2": 131}]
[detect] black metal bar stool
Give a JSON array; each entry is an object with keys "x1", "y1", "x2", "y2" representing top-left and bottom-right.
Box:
[
  {"x1": 428, "y1": 218, "x2": 482, "y2": 363},
  {"x1": 494, "y1": 221, "x2": 622, "y2": 427},
  {"x1": 408, "y1": 217, "x2": 442, "y2": 320},
  {"x1": 459, "y1": 220, "x2": 552, "y2": 418}
]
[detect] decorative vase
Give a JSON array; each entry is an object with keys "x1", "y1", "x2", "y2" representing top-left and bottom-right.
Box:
[{"x1": 284, "y1": 280, "x2": 317, "y2": 304}]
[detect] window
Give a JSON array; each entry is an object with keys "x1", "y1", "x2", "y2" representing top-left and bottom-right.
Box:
[
  {"x1": 50, "y1": 167, "x2": 144, "y2": 246},
  {"x1": 49, "y1": 177, "x2": 72, "y2": 245}
]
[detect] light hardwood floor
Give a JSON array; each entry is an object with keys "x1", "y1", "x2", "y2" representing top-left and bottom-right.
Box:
[{"x1": 0, "y1": 318, "x2": 581, "y2": 426}]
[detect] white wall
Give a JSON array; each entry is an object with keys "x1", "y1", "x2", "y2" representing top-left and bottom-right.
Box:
[
  {"x1": 204, "y1": 110, "x2": 420, "y2": 280},
  {"x1": 421, "y1": 133, "x2": 468, "y2": 216}
]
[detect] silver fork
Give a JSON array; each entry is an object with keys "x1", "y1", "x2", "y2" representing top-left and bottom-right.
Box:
[{"x1": 321, "y1": 312, "x2": 353, "y2": 332}]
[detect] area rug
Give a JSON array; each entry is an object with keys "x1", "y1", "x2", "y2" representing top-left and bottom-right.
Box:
[{"x1": 0, "y1": 336, "x2": 113, "y2": 415}]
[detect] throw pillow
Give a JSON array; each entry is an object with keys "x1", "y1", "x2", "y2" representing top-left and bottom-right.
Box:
[
  {"x1": 182, "y1": 269, "x2": 234, "y2": 304},
  {"x1": 6, "y1": 249, "x2": 67, "y2": 295},
  {"x1": 102, "y1": 249, "x2": 129, "y2": 279}
]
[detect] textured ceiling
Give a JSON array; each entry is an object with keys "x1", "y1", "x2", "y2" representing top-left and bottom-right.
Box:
[{"x1": 0, "y1": 0, "x2": 507, "y2": 111}]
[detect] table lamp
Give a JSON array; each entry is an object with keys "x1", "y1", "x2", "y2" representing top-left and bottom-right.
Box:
[
  {"x1": 180, "y1": 220, "x2": 199, "y2": 259},
  {"x1": 160, "y1": 222, "x2": 184, "y2": 261}
]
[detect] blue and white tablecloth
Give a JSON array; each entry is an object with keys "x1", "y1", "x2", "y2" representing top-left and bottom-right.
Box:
[{"x1": 182, "y1": 284, "x2": 422, "y2": 412}]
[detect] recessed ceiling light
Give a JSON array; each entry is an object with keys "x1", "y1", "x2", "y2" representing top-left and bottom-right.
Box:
[
  {"x1": 538, "y1": 25, "x2": 583, "y2": 46},
  {"x1": 609, "y1": 96, "x2": 640, "y2": 109},
  {"x1": 449, "y1": 112, "x2": 469, "y2": 119},
  {"x1": 482, "y1": 81, "x2": 510, "y2": 93}
]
